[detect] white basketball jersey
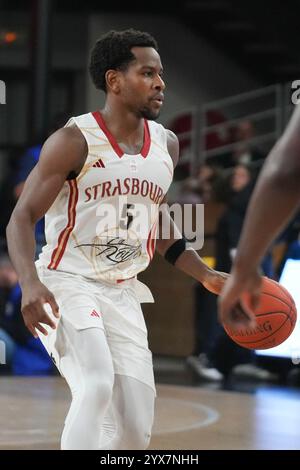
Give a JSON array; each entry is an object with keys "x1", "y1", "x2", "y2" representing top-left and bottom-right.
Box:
[{"x1": 37, "y1": 111, "x2": 174, "y2": 283}]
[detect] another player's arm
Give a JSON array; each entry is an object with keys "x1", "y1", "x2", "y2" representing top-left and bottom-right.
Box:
[
  {"x1": 155, "y1": 130, "x2": 228, "y2": 295},
  {"x1": 219, "y1": 105, "x2": 300, "y2": 327},
  {"x1": 6, "y1": 126, "x2": 87, "y2": 337}
]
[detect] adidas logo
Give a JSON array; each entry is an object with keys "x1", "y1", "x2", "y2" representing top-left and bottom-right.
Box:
[
  {"x1": 93, "y1": 159, "x2": 105, "y2": 168},
  {"x1": 90, "y1": 309, "x2": 101, "y2": 318}
]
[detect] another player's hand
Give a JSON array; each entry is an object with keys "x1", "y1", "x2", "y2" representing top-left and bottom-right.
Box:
[
  {"x1": 202, "y1": 269, "x2": 230, "y2": 295},
  {"x1": 21, "y1": 280, "x2": 60, "y2": 338},
  {"x1": 218, "y1": 268, "x2": 262, "y2": 330}
]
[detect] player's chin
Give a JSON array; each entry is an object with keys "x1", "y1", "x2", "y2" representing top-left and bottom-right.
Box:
[{"x1": 141, "y1": 107, "x2": 160, "y2": 120}]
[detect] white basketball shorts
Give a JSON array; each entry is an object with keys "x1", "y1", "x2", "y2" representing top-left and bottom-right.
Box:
[{"x1": 36, "y1": 265, "x2": 156, "y2": 394}]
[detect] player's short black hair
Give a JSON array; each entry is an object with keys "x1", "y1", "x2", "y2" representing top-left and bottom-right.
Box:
[{"x1": 89, "y1": 29, "x2": 158, "y2": 92}]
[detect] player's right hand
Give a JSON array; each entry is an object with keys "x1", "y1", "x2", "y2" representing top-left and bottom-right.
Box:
[
  {"x1": 21, "y1": 280, "x2": 60, "y2": 338},
  {"x1": 218, "y1": 268, "x2": 261, "y2": 330}
]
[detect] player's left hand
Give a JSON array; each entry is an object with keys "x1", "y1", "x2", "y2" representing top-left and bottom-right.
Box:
[{"x1": 202, "y1": 269, "x2": 229, "y2": 295}]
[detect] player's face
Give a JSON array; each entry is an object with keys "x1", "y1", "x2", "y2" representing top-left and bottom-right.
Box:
[
  {"x1": 231, "y1": 165, "x2": 251, "y2": 192},
  {"x1": 120, "y1": 47, "x2": 165, "y2": 120}
]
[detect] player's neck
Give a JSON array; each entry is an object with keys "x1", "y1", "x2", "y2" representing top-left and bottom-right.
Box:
[{"x1": 100, "y1": 103, "x2": 144, "y2": 145}]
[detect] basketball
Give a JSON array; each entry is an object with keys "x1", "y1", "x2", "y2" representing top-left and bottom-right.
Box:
[{"x1": 223, "y1": 277, "x2": 297, "y2": 350}]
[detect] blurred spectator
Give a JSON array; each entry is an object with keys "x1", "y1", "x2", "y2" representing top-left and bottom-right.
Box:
[
  {"x1": 209, "y1": 120, "x2": 265, "y2": 170},
  {"x1": 0, "y1": 253, "x2": 19, "y2": 371},
  {"x1": 176, "y1": 163, "x2": 226, "y2": 206},
  {"x1": 232, "y1": 120, "x2": 265, "y2": 167},
  {"x1": 187, "y1": 164, "x2": 276, "y2": 381},
  {"x1": 13, "y1": 145, "x2": 45, "y2": 256},
  {"x1": 185, "y1": 164, "x2": 227, "y2": 382},
  {"x1": 197, "y1": 163, "x2": 226, "y2": 203},
  {"x1": 12, "y1": 111, "x2": 70, "y2": 256},
  {"x1": 0, "y1": 113, "x2": 69, "y2": 375},
  {"x1": 214, "y1": 164, "x2": 276, "y2": 378},
  {"x1": 187, "y1": 279, "x2": 224, "y2": 381},
  {"x1": 0, "y1": 148, "x2": 22, "y2": 248},
  {"x1": 217, "y1": 164, "x2": 273, "y2": 278},
  {"x1": 222, "y1": 164, "x2": 255, "y2": 255},
  {"x1": 0, "y1": 253, "x2": 53, "y2": 375},
  {"x1": 176, "y1": 177, "x2": 202, "y2": 205}
]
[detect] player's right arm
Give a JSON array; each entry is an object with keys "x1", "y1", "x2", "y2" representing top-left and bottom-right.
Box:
[{"x1": 6, "y1": 126, "x2": 87, "y2": 337}]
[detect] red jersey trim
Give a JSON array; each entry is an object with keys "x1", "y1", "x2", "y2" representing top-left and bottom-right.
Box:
[
  {"x1": 147, "y1": 221, "x2": 158, "y2": 261},
  {"x1": 141, "y1": 119, "x2": 150, "y2": 158},
  {"x1": 48, "y1": 179, "x2": 79, "y2": 270},
  {"x1": 91, "y1": 111, "x2": 151, "y2": 158}
]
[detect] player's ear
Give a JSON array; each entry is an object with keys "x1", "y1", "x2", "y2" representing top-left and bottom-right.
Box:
[{"x1": 105, "y1": 70, "x2": 121, "y2": 94}]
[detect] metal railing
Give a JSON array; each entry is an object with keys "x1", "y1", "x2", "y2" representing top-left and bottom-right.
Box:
[
  {"x1": 171, "y1": 83, "x2": 294, "y2": 177},
  {"x1": 198, "y1": 84, "x2": 283, "y2": 173}
]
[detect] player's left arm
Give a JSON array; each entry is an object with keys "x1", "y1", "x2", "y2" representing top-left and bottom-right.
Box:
[{"x1": 155, "y1": 130, "x2": 228, "y2": 295}]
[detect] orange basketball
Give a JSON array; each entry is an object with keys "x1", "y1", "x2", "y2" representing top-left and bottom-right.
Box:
[{"x1": 223, "y1": 277, "x2": 297, "y2": 350}]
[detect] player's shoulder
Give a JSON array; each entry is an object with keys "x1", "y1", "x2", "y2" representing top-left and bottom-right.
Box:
[
  {"x1": 68, "y1": 111, "x2": 96, "y2": 128},
  {"x1": 39, "y1": 124, "x2": 87, "y2": 173},
  {"x1": 50, "y1": 111, "x2": 93, "y2": 144},
  {"x1": 165, "y1": 128, "x2": 178, "y2": 144},
  {"x1": 165, "y1": 129, "x2": 179, "y2": 167},
  {"x1": 148, "y1": 121, "x2": 179, "y2": 166},
  {"x1": 47, "y1": 125, "x2": 85, "y2": 149},
  {"x1": 149, "y1": 121, "x2": 177, "y2": 140}
]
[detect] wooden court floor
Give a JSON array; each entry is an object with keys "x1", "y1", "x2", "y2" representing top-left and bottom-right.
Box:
[{"x1": 0, "y1": 377, "x2": 299, "y2": 450}]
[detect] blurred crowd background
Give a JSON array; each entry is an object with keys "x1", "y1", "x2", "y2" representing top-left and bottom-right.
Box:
[{"x1": 1, "y1": 0, "x2": 300, "y2": 386}]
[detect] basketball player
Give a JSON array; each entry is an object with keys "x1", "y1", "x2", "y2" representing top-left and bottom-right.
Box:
[
  {"x1": 219, "y1": 104, "x2": 300, "y2": 329},
  {"x1": 7, "y1": 29, "x2": 227, "y2": 450}
]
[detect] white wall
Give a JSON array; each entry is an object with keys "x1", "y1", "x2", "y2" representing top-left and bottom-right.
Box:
[{"x1": 87, "y1": 13, "x2": 261, "y2": 125}]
